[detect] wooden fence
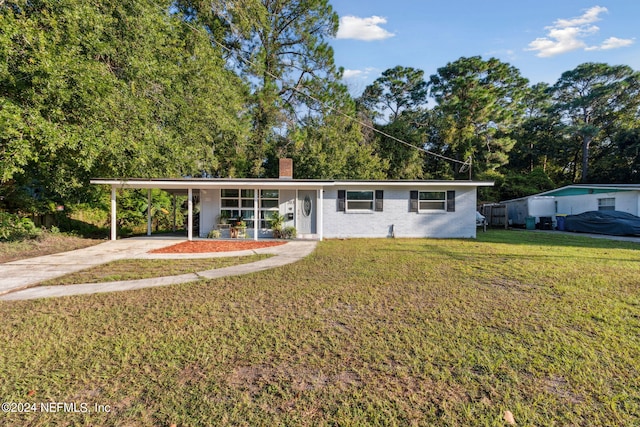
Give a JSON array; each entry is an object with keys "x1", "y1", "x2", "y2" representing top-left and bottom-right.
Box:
[{"x1": 480, "y1": 203, "x2": 508, "y2": 229}]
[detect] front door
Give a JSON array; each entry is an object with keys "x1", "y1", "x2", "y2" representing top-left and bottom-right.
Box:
[{"x1": 297, "y1": 190, "x2": 316, "y2": 234}]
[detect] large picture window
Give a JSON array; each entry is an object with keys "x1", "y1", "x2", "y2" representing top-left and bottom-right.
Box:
[
  {"x1": 220, "y1": 189, "x2": 255, "y2": 227},
  {"x1": 220, "y1": 189, "x2": 280, "y2": 228},
  {"x1": 346, "y1": 190, "x2": 374, "y2": 211}
]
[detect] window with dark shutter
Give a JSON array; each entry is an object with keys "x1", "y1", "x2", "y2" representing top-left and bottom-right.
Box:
[
  {"x1": 375, "y1": 190, "x2": 384, "y2": 212},
  {"x1": 409, "y1": 191, "x2": 418, "y2": 212},
  {"x1": 337, "y1": 190, "x2": 346, "y2": 212},
  {"x1": 446, "y1": 190, "x2": 455, "y2": 212}
]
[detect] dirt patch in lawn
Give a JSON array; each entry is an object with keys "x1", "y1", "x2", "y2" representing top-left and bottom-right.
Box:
[
  {"x1": 150, "y1": 240, "x2": 287, "y2": 253},
  {"x1": 0, "y1": 234, "x2": 101, "y2": 263}
]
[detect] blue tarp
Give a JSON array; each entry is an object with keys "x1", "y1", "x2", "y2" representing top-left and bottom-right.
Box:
[{"x1": 564, "y1": 211, "x2": 640, "y2": 236}]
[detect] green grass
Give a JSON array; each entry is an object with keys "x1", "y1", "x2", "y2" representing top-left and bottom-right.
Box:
[
  {"x1": 37, "y1": 254, "x2": 273, "y2": 286},
  {"x1": 1, "y1": 230, "x2": 639, "y2": 426}
]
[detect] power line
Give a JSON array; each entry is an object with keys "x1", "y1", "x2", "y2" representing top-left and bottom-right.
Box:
[{"x1": 157, "y1": 2, "x2": 469, "y2": 169}]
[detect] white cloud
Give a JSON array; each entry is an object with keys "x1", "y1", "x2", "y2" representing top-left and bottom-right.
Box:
[
  {"x1": 526, "y1": 6, "x2": 634, "y2": 57},
  {"x1": 341, "y1": 67, "x2": 377, "y2": 81},
  {"x1": 586, "y1": 36, "x2": 635, "y2": 51},
  {"x1": 342, "y1": 69, "x2": 364, "y2": 79},
  {"x1": 336, "y1": 15, "x2": 395, "y2": 41},
  {"x1": 340, "y1": 68, "x2": 379, "y2": 96},
  {"x1": 554, "y1": 5, "x2": 607, "y2": 28}
]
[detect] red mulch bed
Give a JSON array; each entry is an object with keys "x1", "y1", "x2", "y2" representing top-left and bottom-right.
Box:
[{"x1": 150, "y1": 240, "x2": 287, "y2": 254}]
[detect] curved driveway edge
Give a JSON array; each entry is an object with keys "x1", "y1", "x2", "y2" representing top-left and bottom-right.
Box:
[{"x1": 0, "y1": 241, "x2": 317, "y2": 301}]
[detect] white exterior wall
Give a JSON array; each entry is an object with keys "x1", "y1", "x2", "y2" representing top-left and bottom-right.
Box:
[
  {"x1": 199, "y1": 185, "x2": 481, "y2": 239},
  {"x1": 322, "y1": 186, "x2": 478, "y2": 238},
  {"x1": 199, "y1": 189, "x2": 219, "y2": 238},
  {"x1": 279, "y1": 190, "x2": 296, "y2": 229},
  {"x1": 555, "y1": 191, "x2": 640, "y2": 216},
  {"x1": 199, "y1": 188, "x2": 297, "y2": 238}
]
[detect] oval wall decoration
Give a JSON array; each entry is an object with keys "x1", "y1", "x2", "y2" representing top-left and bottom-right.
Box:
[{"x1": 303, "y1": 195, "x2": 312, "y2": 217}]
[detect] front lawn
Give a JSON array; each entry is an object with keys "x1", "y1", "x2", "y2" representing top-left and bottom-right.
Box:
[
  {"x1": 37, "y1": 254, "x2": 273, "y2": 286},
  {"x1": 1, "y1": 230, "x2": 639, "y2": 426},
  {"x1": 0, "y1": 232, "x2": 100, "y2": 263}
]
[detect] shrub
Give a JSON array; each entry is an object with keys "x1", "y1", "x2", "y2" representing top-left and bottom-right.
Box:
[
  {"x1": 269, "y1": 212, "x2": 285, "y2": 238},
  {"x1": 207, "y1": 229, "x2": 221, "y2": 238},
  {"x1": 282, "y1": 226, "x2": 297, "y2": 239},
  {"x1": 0, "y1": 213, "x2": 41, "y2": 241}
]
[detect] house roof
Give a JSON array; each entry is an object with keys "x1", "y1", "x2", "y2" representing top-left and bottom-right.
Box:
[
  {"x1": 90, "y1": 178, "x2": 494, "y2": 191},
  {"x1": 537, "y1": 184, "x2": 640, "y2": 197}
]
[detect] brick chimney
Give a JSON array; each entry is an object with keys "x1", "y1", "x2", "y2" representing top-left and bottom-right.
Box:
[{"x1": 279, "y1": 158, "x2": 293, "y2": 179}]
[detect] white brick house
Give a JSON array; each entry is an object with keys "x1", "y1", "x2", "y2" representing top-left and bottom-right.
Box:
[{"x1": 91, "y1": 177, "x2": 493, "y2": 241}]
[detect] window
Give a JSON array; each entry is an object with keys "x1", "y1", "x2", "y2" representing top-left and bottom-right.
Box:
[
  {"x1": 220, "y1": 189, "x2": 280, "y2": 228},
  {"x1": 598, "y1": 197, "x2": 615, "y2": 211},
  {"x1": 220, "y1": 189, "x2": 255, "y2": 227},
  {"x1": 259, "y1": 189, "x2": 279, "y2": 228},
  {"x1": 419, "y1": 191, "x2": 446, "y2": 211},
  {"x1": 410, "y1": 190, "x2": 455, "y2": 212},
  {"x1": 346, "y1": 190, "x2": 374, "y2": 211}
]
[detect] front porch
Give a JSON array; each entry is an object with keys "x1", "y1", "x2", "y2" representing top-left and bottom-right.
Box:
[{"x1": 90, "y1": 178, "x2": 329, "y2": 242}]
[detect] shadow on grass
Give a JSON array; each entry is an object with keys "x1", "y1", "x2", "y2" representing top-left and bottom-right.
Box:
[
  {"x1": 476, "y1": 229, "x2": 640, "y2": 251},
  {"x1": 372, "y1": 230, "x2": 640, "y2": 264},
  {"x1": 55, "y1": 216, "x2": 108, "y2": 239}
]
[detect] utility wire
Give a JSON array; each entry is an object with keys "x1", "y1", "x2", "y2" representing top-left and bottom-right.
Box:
[{"x1": 159, "y1": 2, "x2": 470, "y2": 169}]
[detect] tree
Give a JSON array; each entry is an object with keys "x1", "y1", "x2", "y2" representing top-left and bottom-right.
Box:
[
  {"x1": 359, "y1": 66, "x2": 429, "y2": 122},
  {"x1": 428, "y1": 56, "x2": 530, "y2": 179},
  {"x1": 589, "y1": 125, "x2": 640, "y2": 183},
  {"x1": 288, "y1": 80, "x2": 388, "y2": 179},
  {"x1": 550, "y1": 63, "x2": 640, "y2": 183},
  {"x1": 1, "y1": 0, "x2": 250, "y2": 211},
  {"x1": 185, "y1": 0, "x2": 340, "y2": 176},
  {"x1": 509, "y1": 83, "x2": 554, "y2": 173},
  {"x1": 358, "y1": 66, "x2": 429, "y2": 179}
]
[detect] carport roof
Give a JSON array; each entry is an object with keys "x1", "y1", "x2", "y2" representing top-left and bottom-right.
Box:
[{"x1": 90, "y1": 178, "x2": 494, "y2": 190}]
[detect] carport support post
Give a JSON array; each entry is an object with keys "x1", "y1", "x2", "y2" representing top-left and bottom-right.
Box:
[
  {"x1": 187, "y1": 188, "x2": 193, "y2": 241},
  {"x1": 318, "y1": 188, "x2": 323, "y2": 241},
  {"x1": 110, "y1": 186, "x2": 117, "y2": 241},
  {"x1": 147, "y1": 189, "x2": 152, "y2": 236},
  {"x1": 254, "y1": 189, "x2": 258, "y2": 241}
]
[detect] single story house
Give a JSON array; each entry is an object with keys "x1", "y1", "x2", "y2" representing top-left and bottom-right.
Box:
[
  {"x1": 538, "y1": 184, "x2": 640, "y2": 215},
  {"x1": 502, "y1": 184, "x2": 640, "y2": 227},
  {"x1": 91, "y1": 168, "x2": 492, "y2": 241}
]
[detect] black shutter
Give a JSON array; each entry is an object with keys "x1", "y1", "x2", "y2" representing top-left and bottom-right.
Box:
[
  {"x1": 337, "y1": 190, "x2": 346, "y2": 212},
  {"x1": 446, "y1": 190, "x2": 455, "y2": 212},
  {"x1": 409, "y1": 191, "x2": 418, "y2": 212},
  {"x1": 375, "y1": 190, "x2": 384, "y2": 212}
]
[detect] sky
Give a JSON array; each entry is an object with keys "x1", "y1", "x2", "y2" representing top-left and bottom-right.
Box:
[{"x1": 328, "y1": 1, "x2": 640, "y2": 95}]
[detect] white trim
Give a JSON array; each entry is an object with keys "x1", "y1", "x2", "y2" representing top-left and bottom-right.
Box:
[
  {"x1": 90, "y1": 178, "x2": 493, "y2": 190},
  {"x1": 417, "y1": 190, "x2": 447, "y2": 213},
  {"x1": 345, "y1": 190, "x2": 375, "y2": 212}
]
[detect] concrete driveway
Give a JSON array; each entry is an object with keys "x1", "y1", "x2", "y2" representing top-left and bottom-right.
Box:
[{"x1": 0, "y1": 237, "x2": 317, "y2": 301}]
